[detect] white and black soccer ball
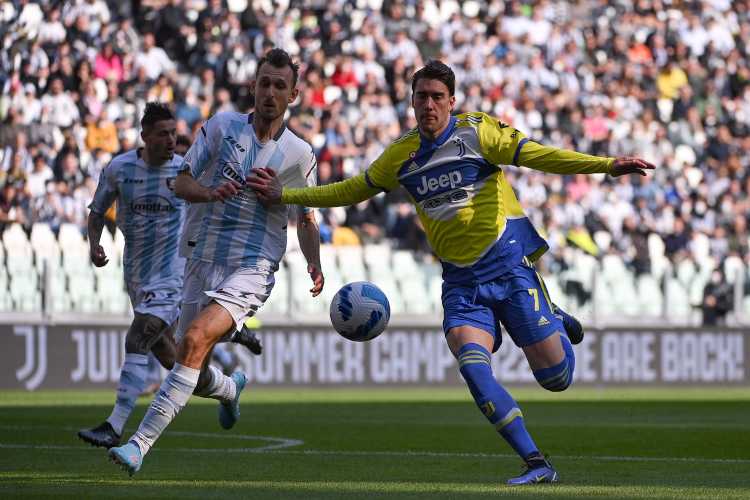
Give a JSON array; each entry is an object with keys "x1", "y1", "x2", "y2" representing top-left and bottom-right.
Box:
[{"x1": 329, "y1": 281, "x2": 390, "y2": 342}]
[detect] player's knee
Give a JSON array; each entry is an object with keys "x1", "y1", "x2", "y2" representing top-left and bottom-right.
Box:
[
  {"x1": 125, "y1": 313, "x2": 167, "y2": 353},
  {"x1": 180, "y1": 325, "x2": 212, "y2": 359},
  {"x1": 533, "y1": 336, "x2": 575, "y2": 392}
]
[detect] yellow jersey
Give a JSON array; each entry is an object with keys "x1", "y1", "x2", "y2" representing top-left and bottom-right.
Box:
[{"x1": 282, "y1": 112, "x2": 613, "y2": 285}]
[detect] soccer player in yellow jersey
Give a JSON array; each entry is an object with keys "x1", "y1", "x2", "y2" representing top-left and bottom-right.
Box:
[{"x1": 248, "y1": 60, "x2": 655, "y2": 485}]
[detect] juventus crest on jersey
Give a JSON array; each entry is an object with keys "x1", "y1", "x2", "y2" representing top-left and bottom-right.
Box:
[{"x1": 180, "y1": 112, "x2": 317, "y2": 270}]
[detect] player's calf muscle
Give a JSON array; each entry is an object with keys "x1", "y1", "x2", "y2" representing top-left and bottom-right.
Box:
[
  {"x1": 151, "y1": 334, "x2": 176, "y2": 370},
  {"x1": 522, "y1": 332, "x2": 565, "y2": 370},
  {"x1": 178, "y1": 332, "x2": 214, "y2": 367}
]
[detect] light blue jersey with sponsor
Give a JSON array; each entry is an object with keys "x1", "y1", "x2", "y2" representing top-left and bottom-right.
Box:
[
  {"x1": 180, "y1": 112, "x2": 316, "y2": 269},
  {"x1": 89, "y1": 149, "x2": 186, "y2": 289}
]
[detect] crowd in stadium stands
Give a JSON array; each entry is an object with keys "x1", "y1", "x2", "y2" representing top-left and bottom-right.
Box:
[{"x1": 0, "y1": 1, "x2": 748, "y2": 309}]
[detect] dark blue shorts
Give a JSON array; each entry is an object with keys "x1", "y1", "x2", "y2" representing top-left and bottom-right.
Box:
[{"x1": 442, "y1": 261, "x2": 564, "y2": 350}]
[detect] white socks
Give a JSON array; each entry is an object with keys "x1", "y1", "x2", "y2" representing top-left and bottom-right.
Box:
[
  {"x1": 107, "y1": 353, "x2": 149, "y2": 436},
  {"x1": 193, "y1": 365, "x2": 237, "y2": 404},
  {"x1": 130, "y1": 363, "x2": 200, "y2": 455}
]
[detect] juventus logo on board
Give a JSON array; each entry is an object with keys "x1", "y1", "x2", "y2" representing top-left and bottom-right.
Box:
[{"x1": 15, "y1": 326, "x2": 47, "y2": 390}]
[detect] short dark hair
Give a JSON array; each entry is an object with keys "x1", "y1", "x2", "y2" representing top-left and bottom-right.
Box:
[
  {"x1": 256, "y1": 48, "x2": 300, "y2": 87},
  {"x1": 141, "y1": 102, "x2": 174, "y2": 130},
  {"x1": 411, "y1": 60, "x2": 455, "y2": 96}
]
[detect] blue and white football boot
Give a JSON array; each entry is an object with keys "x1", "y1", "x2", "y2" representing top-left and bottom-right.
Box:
[
  {"x1": 507, "y1": 453, "x2": 559, "y2": 485},
  {"x1": 218, "y1": 371, "x2": 247, "y2": 430},
  {"x1": 108, "y1": 441, "x2": 143, "y2": 477}
]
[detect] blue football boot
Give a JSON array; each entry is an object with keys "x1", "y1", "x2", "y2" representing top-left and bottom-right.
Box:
[
  {"x1": 108, "y1": 442, "x2": 143, "y2": 477},
  {"x1": 219, "y1": 371, "x2": 247, "y2": 430},
  {"x1": 507, "y1": 453, "x2": 559, "y2": 485},
  {"x1": 553, "y1": 304, "x2": 584, "y2": 345}
]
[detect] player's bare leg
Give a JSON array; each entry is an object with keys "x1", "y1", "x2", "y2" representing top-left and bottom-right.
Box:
[
  {"x1": 446, "y1": 326, "x2": 558, "y2": 485},
  {"x1": 78, "y1": 313, "x2": 168, "y2": 449},
  {"x1": 109, "y1": 303, "x2": 247, "y2": 475},
  {"x1": 150, "y1": 325, "x2": 177, "y2": 370}
]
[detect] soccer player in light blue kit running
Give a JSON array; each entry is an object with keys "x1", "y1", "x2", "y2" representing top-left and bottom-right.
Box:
[
  {"x1": 109, "y1": 49, "x2": 323, "y2": 475},
  {"x1": 79, "y1": 103, "x2": 185, "y2": 448}
]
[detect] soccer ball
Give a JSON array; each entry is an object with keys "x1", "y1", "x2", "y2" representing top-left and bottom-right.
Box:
[{"x1": 329, "y1": 281, "x2": 390, "y2": 342}]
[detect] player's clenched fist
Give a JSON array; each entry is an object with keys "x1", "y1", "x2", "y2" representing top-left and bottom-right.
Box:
[
  {"x1": 246, "y1": 167, "x2": 283, "y2": 207},
  {"x1": 90, "y1": 245, "x2": 109, "y2": 267}
]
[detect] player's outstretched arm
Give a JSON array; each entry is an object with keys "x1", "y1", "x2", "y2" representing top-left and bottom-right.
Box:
[
  {"x1": 87, "y1": 211, "x2": 109, "y2": 267},
  {"x1": 297, "y1": 211, "x2": 324, "y2": 297},
  {"x1": 516, "y1": 140, "x2": 655, "y2": 177},
  {"x1": 247, "y1": 168, "x2": 379, "y2": 208},
  {"x1": 174, "y1": 170, "x2": 242, "y2": 203}
]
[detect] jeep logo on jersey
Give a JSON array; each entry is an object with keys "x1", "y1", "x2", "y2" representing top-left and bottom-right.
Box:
[
  {"x1": 131, "y1": 195, "x2": 175, "y2": 216},
  {"x1": 221, "y1": 161, "x2": 245, "y2": 185},
  {"x1": 416, "y1": 170, "x2": 463, "y2": 195}
]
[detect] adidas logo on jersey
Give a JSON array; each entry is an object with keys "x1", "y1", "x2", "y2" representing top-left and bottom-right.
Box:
[{"x1": 538, "y1": 316, "x2": 550, "y2": 327}]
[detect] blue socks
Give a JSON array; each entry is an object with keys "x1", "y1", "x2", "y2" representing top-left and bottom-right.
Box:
[
  {"x1": 458, "y1": 343, "x2": 538, "y2": 459},
  {"x1": 532, "y1": 334, "x2": 575, "y2": 392}
]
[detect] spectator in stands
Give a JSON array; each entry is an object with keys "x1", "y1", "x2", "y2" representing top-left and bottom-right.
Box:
[
  {"x1": 133, "y1": 32, "x2": 174, "y2": 81},
  {"x1": 94, "y1": 42, "x2": 122, "y2": 82},
  {"x1": 702, "y1": 267, "x2": 734, "y2": 326},
  {"x1": 0, "y1": 0, "x2": 747, "y2": 320}
]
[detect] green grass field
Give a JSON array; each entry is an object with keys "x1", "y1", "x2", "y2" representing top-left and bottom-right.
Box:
[{"x1": 1, "y1": 387, "x2": 749, "y2": 499}]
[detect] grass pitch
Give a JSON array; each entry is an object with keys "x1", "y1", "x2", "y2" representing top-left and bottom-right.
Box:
[{"x1": 0, "y1": 387, "x2": 749, "y2": 499}]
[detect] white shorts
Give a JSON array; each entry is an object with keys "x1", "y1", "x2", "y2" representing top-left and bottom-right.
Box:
[
  {"x1": 176, "y1": 258, "x2": 275, "y2": 342},
  {"x1": 127, "y1": 280, "x2": 181, "y2": 325}
]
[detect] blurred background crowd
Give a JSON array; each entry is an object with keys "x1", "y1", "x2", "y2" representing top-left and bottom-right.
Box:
[{"x1": 0, "y1": 0, "x2": 748, "y2": 323}]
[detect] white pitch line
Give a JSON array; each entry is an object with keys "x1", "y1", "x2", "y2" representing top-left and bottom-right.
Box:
[
  {"x1": 165, "y1": 431, "x2": 303, "y2": 451},
  {"x1": 1, "y1": 423, "x2": 748, "y2": 465},
  {"x1": 0, "y1": 442, "x2": 748, "y2": 465},
  {"x1": 0, "y1": 424, "x2": 304, "y2": 453}
]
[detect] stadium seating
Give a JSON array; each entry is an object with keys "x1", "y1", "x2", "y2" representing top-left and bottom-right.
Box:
[{"x1": 0, "y1": 222, "x2": 748, "y2": 324}]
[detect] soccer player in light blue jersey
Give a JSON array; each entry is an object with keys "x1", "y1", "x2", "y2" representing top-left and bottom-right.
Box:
[
  {"x1": 109, "y1": 49, "x2": 324, "y2": 475},
  {"x1": 79, "y1": 103, "x2": 185, "y2": 448},
  {"x1": 249, "y1": 60, "x2": 655, "y2": 485}
]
